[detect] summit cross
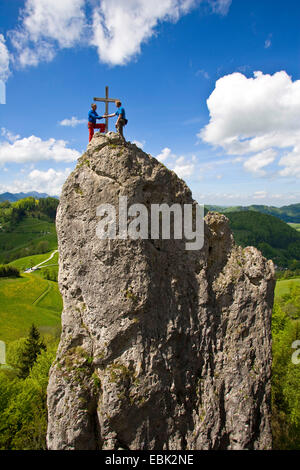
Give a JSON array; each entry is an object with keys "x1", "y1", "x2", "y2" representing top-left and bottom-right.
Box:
[{"x1": 94, "y1": 86, "x2": 119, "y2": 133}]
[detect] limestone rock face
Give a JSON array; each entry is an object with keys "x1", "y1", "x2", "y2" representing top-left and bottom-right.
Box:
[{"x1": 47, "y1": 132, "x2": 275, "y2": 450}]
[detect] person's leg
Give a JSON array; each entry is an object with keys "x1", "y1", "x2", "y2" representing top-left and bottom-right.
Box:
[
  {"x1": 94, "y1": 123, "x2": 106, "y2": 133},
  {"x1": 89, "y1": 125, "x2": 94, "y2": 142},
  {"x1": 116, "y1": 120, "x2": 126, "y2": 143}
]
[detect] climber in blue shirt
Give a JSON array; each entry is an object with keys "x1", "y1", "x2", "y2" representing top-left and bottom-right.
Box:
[
  {"x1": 88, "y1": 103, "x2": 105, "y2": 142},
  {"x1": 103, "y1": 101, "x2": 127, "y2": 144}
]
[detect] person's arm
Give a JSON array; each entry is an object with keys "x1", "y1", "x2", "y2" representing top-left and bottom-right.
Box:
[
  {"x1": 115, "y1": 110, "x2": 121, "y2": 126},
  {"x1": 103, "y1": 113, "x2": 116, "y2": 118}
]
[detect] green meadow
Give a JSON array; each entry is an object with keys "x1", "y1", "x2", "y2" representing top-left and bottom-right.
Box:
[
  {"x1": 9, "y1": 250, "x2": 59, "y2": 272},
  {"x1": 0, "y1": 268, "x2": 62, "y2": 344},
  {"x1": 288, "y1": 223, "x2": 300, "y2": 233},
  {"x1": 275, "y1": 277, "x2": 300, "y2": 298},
  {"x1": 0, "y1": 217, "x2": 57, "y2": 264}
]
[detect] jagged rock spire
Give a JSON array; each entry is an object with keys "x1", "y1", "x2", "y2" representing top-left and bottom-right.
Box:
[{"x1": 47, "y1": 132, "x2": 274, "y2": 450}]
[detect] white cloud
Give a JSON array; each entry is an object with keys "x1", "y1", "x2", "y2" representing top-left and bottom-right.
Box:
[
  {"x1": 0, "y1": 168, "x2": 71, "y2": 196},
  {"x1": 1, "y1": 128, "x2": 20, "y2": 142},
  {"x1": 0, "y1": 34, "x2": 10, "y2": 81},
  {"x1": 0, "y1": 133, "x2": 80, "y2": 164},
  {"x1": 156, "y1": 148, "x2": 243, "y2": 180},
  {"x1": 209, "y1": 0, "x2": 231, "y2": 15},
  {"x1": 9, "y1": 0, "x2": 86, "y2": 67},
  {"x1": 22, "y1": 0, "x2": 85, "y2": 47},
  {"x1": 156, "y1": 147, "x2": 194, "y2": 178},
  {"x1": 156, "y1": 147, "x2": 173, "y2": 162},
  {"x1": 132, "y1": 139, "x2": 145, "y2": 149},
  {"x1": 91, "y1": 0, "x2": 200, "y2": 66},
  {"x1": 59, "y1": 117, "x2": 86, "y2": 127},
  {"x1": 243, "y1": 149, "x2": 276, "y2": 176},
  {"x1": 199, "y1": 70, "x2": 300, "y2": 177},
  {"x1": 278, "y1": 146, "x2": 300, "y2": 178},
  {"x1": 15, "y1": 37, "x2": 56, "y2": 68},
  {"x1": 8, "y1": 0, "x2": 231, "y2": 69},
  {"x1": 27, "y1": 168, "x2": 71, "y2": 195},
  {"x1": 172, "y1": 162, "x2": 195, "y2": 177}
]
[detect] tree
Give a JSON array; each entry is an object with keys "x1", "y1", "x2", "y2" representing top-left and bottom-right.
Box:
[
  {"x1": 18, "y1": 325, "x2": 46, "y2": 379},
  {"x1": 6, "y1": 338, "x2": 27, "y2": 370},
  {"x1": 0, "y1": 344, "x2": 57, "y2": 450},
  {"x1": 35, "y1": 240, "x2": 50, "y2": 254}
]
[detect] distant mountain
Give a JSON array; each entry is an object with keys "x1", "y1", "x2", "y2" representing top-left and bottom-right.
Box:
[
  {"x1": 0, "y1": 192, "x2": 58, "y2": 202},
  {"x1": 205, "y1": 203, "x2": 300, "y2": 223}
]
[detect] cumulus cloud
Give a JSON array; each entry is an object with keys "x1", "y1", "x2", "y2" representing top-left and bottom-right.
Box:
[
  {"x1": 91, "y1": 0, "x2": 199, "y2": 66},
  {"x1": 278, "y1": 147, "x2": 300, "y2": 178},
  {"x1": 8, "y1": 0, "x2": 231, "y2": 68},
  {"x1": 199, "y1": 70, "x2": 300, "y2": 178},
  {"x1": 27, "y1": 168, "x2": 71, "y2": 195},
  {"x1": 0, "y1": 168, "x2": 71, "y2": 196},
  {"x1": 0, "y1": 133, "x2": 80, "y2": 164},
  {"x1": 9, "y1": 0, "x2": 86, "y2": 67},
  {"x1": 14, "y1": 37, "x2": 56, "y2": 68},
  {"x1": 59, "y1": 117, "x2": 86, "y2": 127},
  {"x1": 172, "y1": 162, "x2": 195, "y2": 177},
  {"x1": 156, "y1": 147, "x2": 195, "y2": 178},
  {"x1": 156, "y1": 147, "x2": 173, "y2": 162}
]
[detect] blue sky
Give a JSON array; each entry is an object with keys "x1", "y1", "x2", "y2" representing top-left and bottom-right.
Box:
[{"x1": 1, "y1": 0, "x2": 300, "y2": 206}]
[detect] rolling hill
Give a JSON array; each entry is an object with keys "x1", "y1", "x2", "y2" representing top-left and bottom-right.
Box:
[
  {"x1": 0, "y1": 197, "x2": 58, "y2": 264},
  {"x1": 206, "y1": 203, "x2": 300, "y2": 223},
  {"x1": 0, "y1": 197, "x2": 61, "y2": 344},
  {"x1": 225, "y1": 211, "x2": 300, "y2": 268},
  {"x1": 0, "y1": 270, "x2": 62, "y2": 343}
]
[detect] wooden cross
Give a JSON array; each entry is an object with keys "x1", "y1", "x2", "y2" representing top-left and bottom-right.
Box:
[{"x1": 94, "y1": 86, "x2": 119, "y2": 133}]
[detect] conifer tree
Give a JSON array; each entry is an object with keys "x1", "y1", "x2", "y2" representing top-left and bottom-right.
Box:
[{"x1": 18, "y1": 324, "x2": 46, "y2": 379}]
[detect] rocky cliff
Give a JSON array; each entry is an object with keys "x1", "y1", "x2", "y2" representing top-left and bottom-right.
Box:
[{"x1": 47, "y1": 132, "x2": 275, "y2": 450}]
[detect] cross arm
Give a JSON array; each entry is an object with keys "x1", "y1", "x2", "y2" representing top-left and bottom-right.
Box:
[{"x1": 94, "y1": 97, "x2": 119, "y2": 103}]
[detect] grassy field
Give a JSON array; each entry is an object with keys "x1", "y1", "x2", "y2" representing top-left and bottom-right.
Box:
[
  {"x1": 9, "y1": 250, "x2": 59, "y2": 272},
  {"x1": 288, "y1": 223, "x2": 300, "y2": 232},
  {"x1": 0, "y1": 217, "x2": 57, "y2": 263},
  {"x1": 275, "y1": 277, "x2": 300, "y2": 298},
  {"x1": 0, "y1": 271, "x2": 62, "y2": 344}
]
